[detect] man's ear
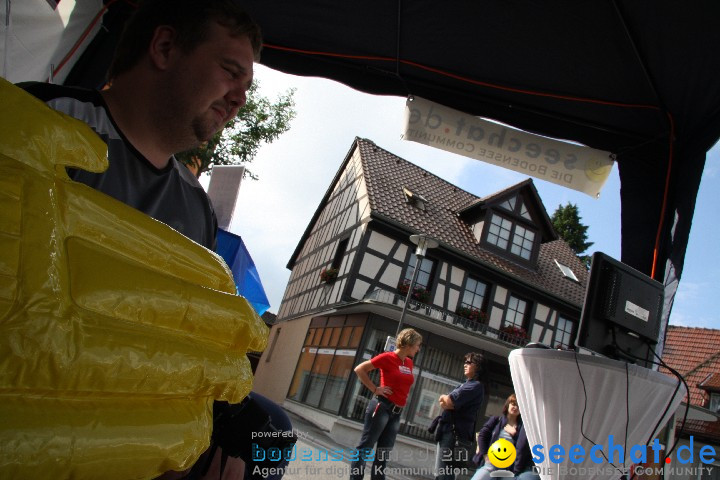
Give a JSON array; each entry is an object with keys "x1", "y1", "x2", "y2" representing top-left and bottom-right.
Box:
[{"x1": 148, "y1": 25, "x2": 179, "y2": 70}]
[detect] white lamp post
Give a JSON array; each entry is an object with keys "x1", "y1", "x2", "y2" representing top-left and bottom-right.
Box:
[{"x1": 394, "y1": 234, "x2": 439, "y2": 339}]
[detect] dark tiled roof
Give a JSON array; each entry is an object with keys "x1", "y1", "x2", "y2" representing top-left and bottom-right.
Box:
[
  {"x1": 356, "y1": 138, "x2": 588, "y2": 307},
  {"x1": 660, "y1": 326, "x2": 720, "y2": 406}
]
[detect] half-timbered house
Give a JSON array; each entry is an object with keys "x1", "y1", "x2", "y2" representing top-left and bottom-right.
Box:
[{"x1": 253, "y1": 137, "x2": 588, "y2": 455}]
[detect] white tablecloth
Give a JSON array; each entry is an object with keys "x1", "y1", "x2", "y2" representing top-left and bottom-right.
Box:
[{"x1": 509, "y1": 348, "x2": 685, "y2": 480}]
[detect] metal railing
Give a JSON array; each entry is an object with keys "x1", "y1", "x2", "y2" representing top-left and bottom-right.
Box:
[{"x1": 363, "y1": 288, "x2": 528, "y2": 348}]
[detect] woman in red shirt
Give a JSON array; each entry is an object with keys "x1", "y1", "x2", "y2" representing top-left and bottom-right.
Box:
[{"x1": 350, "y1": 328, "x2": 423, "y2": 480}]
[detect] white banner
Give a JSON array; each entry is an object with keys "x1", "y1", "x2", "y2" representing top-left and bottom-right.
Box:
[{"x1": 402, "y1": 97, "x2": 614, "y2": 198}]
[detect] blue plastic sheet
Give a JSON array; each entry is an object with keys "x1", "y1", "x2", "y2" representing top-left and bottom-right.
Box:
[{"x1": 216, "y1": 229, "x2": 271, "y2": 315}]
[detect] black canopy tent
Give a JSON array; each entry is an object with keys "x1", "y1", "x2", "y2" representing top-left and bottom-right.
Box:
[{"x1": 66, "y1": 0, "x2": 720, "y2": 344}]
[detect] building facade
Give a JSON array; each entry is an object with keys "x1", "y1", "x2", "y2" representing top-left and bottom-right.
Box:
[
  {"x1": 650, "y1": 326, "x2": 720, "y2": 480},
  {"x1": 253, "y1": 137, "x2": 589, "y2": 455}
]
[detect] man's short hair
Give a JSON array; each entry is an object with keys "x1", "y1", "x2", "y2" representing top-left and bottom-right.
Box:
[{"x1": 108, "y1": 0, "x2": 262, "y2": 79}]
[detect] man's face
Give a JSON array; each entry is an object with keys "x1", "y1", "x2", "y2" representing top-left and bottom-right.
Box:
[{"x1": 162, "y1": 21, "x2": 255, "y2": 149}]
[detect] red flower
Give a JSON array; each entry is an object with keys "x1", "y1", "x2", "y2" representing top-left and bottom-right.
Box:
[{"x1": 320, "y1": 268, "x2": 339, "y2": 283}]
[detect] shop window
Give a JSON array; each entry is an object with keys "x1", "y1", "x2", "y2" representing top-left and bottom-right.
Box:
[{"x1": 287, "y1": 317, "x2": 365, "y2": 414}]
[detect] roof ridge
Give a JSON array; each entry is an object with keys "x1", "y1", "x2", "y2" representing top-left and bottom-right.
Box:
[
  {"x1": 683, "y1": 349, "x2": 720, "y2": 377},
  {"x1": 669, "y1": 325, "x2": 720, "y2": 332}
]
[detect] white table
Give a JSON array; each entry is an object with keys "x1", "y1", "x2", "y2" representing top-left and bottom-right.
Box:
[{"x1": 509, "y1": 348, "x2": 685, "y2": 480}]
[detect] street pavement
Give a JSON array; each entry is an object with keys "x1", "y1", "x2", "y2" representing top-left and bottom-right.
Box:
[{"x1": 279, "y1": 410, "x2": 435, "y2": 480}]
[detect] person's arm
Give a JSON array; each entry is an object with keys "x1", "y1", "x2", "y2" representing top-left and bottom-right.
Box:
[
  {"x1": 438, "y1": 394, "x2": 455, "y2": 410},
  {"x1": 447, "y1": 380, "x2": 483, "y2": 411},
  {"x1": 354, "y1": 360, "x2": 392, "y2": 397},
  {"x1": 513, "y1": 424, "x2": 531, "y2": 475},
  {"x1": 475, "y1": 416, "x2": 500, "y2": 459}
]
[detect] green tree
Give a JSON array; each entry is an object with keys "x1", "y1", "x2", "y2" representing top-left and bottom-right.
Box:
[
  {"x1": 176, "y1": 82, "x2": 296, "y2": 178},
  {"x1": 551, "y1": 202, "x2": 594, "y2": 268}
]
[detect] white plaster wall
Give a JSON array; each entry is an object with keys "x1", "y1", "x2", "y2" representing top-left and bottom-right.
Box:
[
  {"x1": 351, "y1": 279, "x2": 370, "y2": 300},
  {"x1": 540, "y1": 327, "x2": 553, "y2": 344},
  {"x1": 379, "y1": 263, "x2": 402, "y2": 288},
  {"x1": 358, "y1": 252, "x2": 383, "y2": 279},
  {"x1": 434, "y1": 284, "x2": 445, "y2": 306},
  {"x1": 439, "y1": 262, "x2": 448, "y2": 281},
  {"x1": 394, "y1": 243, "x2": 408, "y2": 261},
  {"x1": 535, "y1": 304, "x2": 550, "y2": 324},
  {"x1": 253, "y1": 316, "x2": 312, "y2": 402},
  {"x1": 368, "y1": 230, "x2": 395, "y2": 255},
  {"x1": 494, "y1": 286, "x2": 508, "y2": 305},
  {"x1": 450, "y1": 266, "x2": 464, "y2": 286},
  {"x1": 342, "y1": 251, "x2": 355, "y2": 276},
  {"x1": 448, "y1": 288, "x2": 460, "y2": 310},
  {"x1": 472, "y1": 221, "x2": 484, "y2": 242},
  {"x1": 489, "y1": 306, "x2": 503, "y2": 329}
]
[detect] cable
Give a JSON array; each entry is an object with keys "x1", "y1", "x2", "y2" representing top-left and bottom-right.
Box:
[
  {"x1": 610, "y1": 338, "x2": 689, "y2": 480},
  {"x1": 624, "y1": 361, "x2": 629, "y2": 474},
  {"x1": 573, "y1": 350, "x2": 626, "y2": 475},
  {"x1": 263, "y1": 43, "x2": 665, "y2": 112},
  {"x1": 263, "y1": 40, "x2": 677, "y2": 278},
  {"x1": 650, "y1": 112, "x2": 676, "y2": 280},
  {"x1": 649, "y1": 347, "x2": 690, "y2": 459}
]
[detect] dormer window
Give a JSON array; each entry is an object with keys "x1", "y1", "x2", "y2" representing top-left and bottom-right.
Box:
[
  {"x1": 511, "y1": 225, "x2": 535, "y2": 260},
  {"x1": 487, "y1": 214, "x2": 512, "y2": 249},
  {"x1": 500, "y1": 197, "x2": 516, "y2": 211},
  {"x1": 403, "y1": 187, "x2": 427, "y2": 211},
  {"x1": 500, "y1": 194, "x2": 532, "y2": 221},
  {"x1": 519, "y1": 201, "x2": 531, "y2": 220},
  {"x1": 486, "y1": 213, "x2": 537, "y2": 261},
  {"x1": 710, "y1": 393, "x2": 720, "y2": 413}
]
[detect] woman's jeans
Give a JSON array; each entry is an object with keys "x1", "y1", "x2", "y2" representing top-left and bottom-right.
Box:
[
  {"x1": 349, "y1": 397, "x2": 401, "y2": 480},
  {"x1": 434, "y1": 428, "x2": 456, "y2": 480}
]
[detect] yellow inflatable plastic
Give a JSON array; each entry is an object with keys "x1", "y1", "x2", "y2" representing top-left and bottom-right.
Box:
[{"x1": 0, "y1": 78, "x2": 269, "y2": 479}]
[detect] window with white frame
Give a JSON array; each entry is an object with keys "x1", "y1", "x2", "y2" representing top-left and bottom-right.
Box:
[
  {"x1": 710, "y1": 392, "x2": 720, "y2": 413},
  {"x1": 487, "y1": 214, "x2": 512, "y2": 250},
  {"x1": 486, "y1": 212, "x2": 537, "y2": 261},
  {"x1": 511, "y1": 224, "x2": 535, "y2": 260},
  {"x1": 404, "y1": 253, "x2": 435, "y2": 290},
  {"x1": 555, "y1": 316, "x2": 574, "y2": 348},
  {"x1": 504, "y1": 295, "x2": 528, "y2": 329},
  {"x1": 461, "y1": 277, "x2": 488, "y2": 310}
]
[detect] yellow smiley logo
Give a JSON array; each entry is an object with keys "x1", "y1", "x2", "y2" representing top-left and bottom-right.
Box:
[
  {"x1": 488, "y1": 438, "x2": 516, "y2": 469},
  {"x1": 584, "y1": 155, "x2": 613, "y2": 182}
]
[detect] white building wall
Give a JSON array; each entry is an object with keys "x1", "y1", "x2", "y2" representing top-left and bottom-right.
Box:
[{"x1": 277, "y1": 147, "x2": 371, "y2": 320}]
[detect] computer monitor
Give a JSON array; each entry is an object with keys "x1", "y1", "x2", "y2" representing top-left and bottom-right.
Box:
[{"x1": 575, "y1": 252, "x2": 665, "y2": 368}]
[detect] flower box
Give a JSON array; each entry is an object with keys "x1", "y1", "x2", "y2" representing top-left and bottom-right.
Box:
[
  {"x1": 320, "y1": 268, "x2": 339, "y2": 283},
  {"x1": 455, "y1": 306, "x2": 488, "y2": 323},
  {"x1": 397, "y1": 279, "x2": 431, "y2": 304},
  {"x1": 500, "y1": 325, "x2": 529, "y2": 343}
]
